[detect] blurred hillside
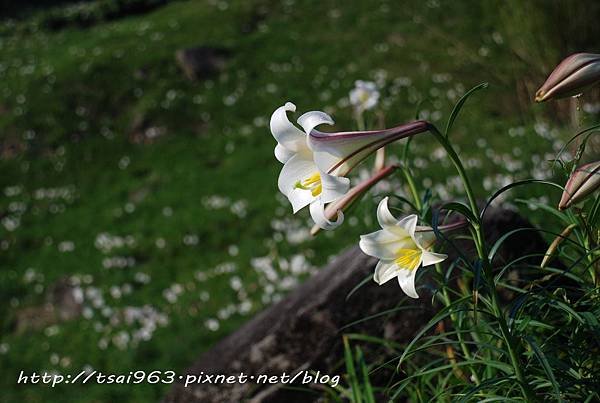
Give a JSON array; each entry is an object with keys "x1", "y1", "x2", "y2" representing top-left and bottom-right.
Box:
[{"x1": 1, "y1": 0, "x2": 599, "y2": 401}]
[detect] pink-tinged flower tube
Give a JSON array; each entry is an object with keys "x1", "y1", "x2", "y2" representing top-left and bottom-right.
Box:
[
  {"x1": 298, "y1": 111, "x2": 429, "y2": 178},
  {"x1": 535, "y1": 53, "x2": 600, "y2": 102},
  {"x1": 310, "y1": 165, "x2": 398, "y2": 236},
  {"x1": 558, "y1": 161, "x2": 600, "y2": 210}
]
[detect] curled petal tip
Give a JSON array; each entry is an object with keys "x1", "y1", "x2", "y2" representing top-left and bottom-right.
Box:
[
  {"x1": 297, "y1": 110, "x2": 335, "y2": 135},
  {"x1": 270, "y1": 102, "x2": 310, "y2": 154},
  {"x1": 311, "y1": 166, "x2": 397, "y2": 236},
  {"x1": 309, "y1": 200, "x2": 344, "y2": 230}
]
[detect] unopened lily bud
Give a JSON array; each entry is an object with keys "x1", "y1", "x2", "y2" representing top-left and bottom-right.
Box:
[
  {"x1": 311, "y1": 165, "x2": 397, "y2": 236},
  {"x1": 558, "y1": 161, "x2": 600, "y2": 210},
  {"x1": 373, "y1": 147, "x2": 386, "y2": 173},
  {"x1": 535, "y1": 53, "x2": 600, "y2": 102},
  {"x1": 541, "y1": 223, "x2": 577, "y2": 268}
]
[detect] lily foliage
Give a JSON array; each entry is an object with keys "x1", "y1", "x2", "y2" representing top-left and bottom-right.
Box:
[{"x1": 270, "y1": 76, "x2": 600, "y2": 401}]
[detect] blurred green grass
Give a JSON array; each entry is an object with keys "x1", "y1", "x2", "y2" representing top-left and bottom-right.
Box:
[{"x1": 0, "y1": 0, "x2": 597, "y2": 401}]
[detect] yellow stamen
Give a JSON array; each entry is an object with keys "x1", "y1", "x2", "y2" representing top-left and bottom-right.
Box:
[
  {"x1": 295, "y1": 172, "x2": 322, "y2": 197},
  {"x1": 395, "y1": 248, "x2": 422, "y2": 270}
]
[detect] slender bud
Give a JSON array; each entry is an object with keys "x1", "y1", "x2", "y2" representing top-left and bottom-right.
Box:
[
  {"x1": 558, "y1": 161, "x2": 600, "y2": 210},
  {"x1": 311, "y1": 165, "x2": 397, "y2": 236},
  {"x1": 535, "y1": 53, "x2": 600, "y2": 102},
  {"x1": 373, "y1": 147, "x2": 386, "y2": 173},
  {"x1": 541, "y1": 223, "x2": 577, "y2": 268}
]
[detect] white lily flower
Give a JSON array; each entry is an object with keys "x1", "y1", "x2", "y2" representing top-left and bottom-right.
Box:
[
  {"x1": 359, "y1": 197, "x2": 448, "y2": 298},
  {"x1": 349, "y1": 80, "x2": 380, "y2": 113},
  {"x1": 271, "y1": 102, "x2": 429, "y2": 230},
  {"x1": 270, "y1": 102, "x2": 350, "y2": 230}
]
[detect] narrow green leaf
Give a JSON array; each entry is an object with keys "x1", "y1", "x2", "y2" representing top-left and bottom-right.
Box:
[
  {"x1": 440, "y1": 201, "x2": 479, "y2": 224},
  {"x1": 357, "y1": 348, "x2": 376, "y2": 403},
  {"x1": 514, "y1": 198, "x2": 571, "y2": 224},
  {"x1": 339, "y1": 305, "x2": 423, "y2": 331},
  {"x1": 346, "y1": 274, "x2": 373, "y2": 301},
  {"x1": 553, "y1": 124, "x2": 600, "y2": 170},
  {"x1": 343, "y1": 336, "x2": 361, "y2": 403},
  {"x1": 391, "y1": 360, "x2": 514, "y2": 400},
  {"x1": 445, "y1": 82, "x2": 489, "y2": 137},
  {"x1": 525, "y1": 336, "x2": 562, "y2": 402},
  {"x1": 481, "y1": 179, "x2": 564, "y2": 222},
  {"x1": 398, "y1": 296, "x2": 471, "y2": 367},
  {"x1": 458, "y1": 376, "x2": 512, "y2": 402}
]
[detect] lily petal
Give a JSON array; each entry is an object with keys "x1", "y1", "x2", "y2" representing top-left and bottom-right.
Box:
[
  {"x1": 397, "y1": 214, "x2": 418, "y2": 238},
  {"x1": 288, "y1": 188, "x2": 315, "y2": 213},
  {"x1": 278, "y1": 153, "x2": 317, "y2": 197},
  {"x1": 414, "y1": 230, "x2": 436, "y2": 249},
  {"x1": 376, "y1": 198, "x2": 417, "y2": 239},
  {"x1": 373, "y1": 260, "x2": 398, "y2": 285},
  {"x1": 274, "y1": 143, "x2": 295, "y2": 164},
  {"x1": 309, "y1": 200, "x2": 344, "y2": 230},
  {"x1": 359, "y1": 229, "x2": 413, "y2": 260},
  {"x1": 376, "y1": 196, "x2": 399, "y2": 228},
  {"x1": 397, "y1": 268, "x2": 420, "y2": 299},
  {"x1": 319, "y1": 171, "x2": 350, "y2": 204},
  {"x1": 270, "y1": 102, "x2": 309, "y2": 153},
  {"x1": 421, "y1": 251, "x2": 447, "y2": 267},
  {"x1": 297, "y1": 110, "x2": 335, "y2": 139}
]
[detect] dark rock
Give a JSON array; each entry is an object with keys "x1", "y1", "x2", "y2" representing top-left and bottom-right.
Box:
[
  {"x1": 164, "y1": 246, "x2": 414, "y2": 403},
  {"x1": 47, "y1": 278, "x2": 83, "y2": 321},
  {"x1": 163, "y1": 206, "x2": 552, "y2": 402},
  {"x1": 14, "y1": 278, "x2": 83, "y2": 334},
  {"x1": 128, "y1": 111, "x2": 167, "y2": 144},
  {"x1": 175, "y1": 47, "x2": 231, "y2": 81},
  {"x1": 13, "y1": 305, "x2": 56, "y2": 334},
  {"x1": 0, "y1": 133, "x2": 26, "y2": 160}
]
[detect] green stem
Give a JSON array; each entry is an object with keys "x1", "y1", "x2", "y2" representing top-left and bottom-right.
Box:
[
  {"x1": 427, "y1": 124, "x2": 534, "y2": 400},
  {"x1": 402, "y1": 166, "x2": 422, "y2": 212},
  {"x1": 433, "y1": 261, "x2": 481, "y2": 385},
  {"x1": 355, "y1": 111, "x2": 366, "y2": 132}
]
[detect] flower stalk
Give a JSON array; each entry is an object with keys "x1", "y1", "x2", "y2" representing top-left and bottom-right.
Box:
[
  {"x1": 426, "y1": 123, "x2": 534, "y2": 400},
  {"x1": 310, "y1": 165, "x2": 398, "y2": 236}
]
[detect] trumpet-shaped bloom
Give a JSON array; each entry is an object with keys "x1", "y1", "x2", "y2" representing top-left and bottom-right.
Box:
[
  {"x1": 270, "y1": 102, "x2": 349, "y2": 229},
  {"x1": 349, "y1": 80, "x2": 380, "y2": 113},
  {"x1": 271, "y1": 102, "x2": 429, "y2": 230},
  {"x1": 535, "y1": 53, "x2": 600, "y2": 102},
  {"x1": 301, "y1": 113, "x2": 429, "y2": 179},
  {"x1": 359, "y1": 197, "x2": 447, "y2": 298},
  {"x1": 558, "y1": 161, "x2": 600, "y2": 210}
]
